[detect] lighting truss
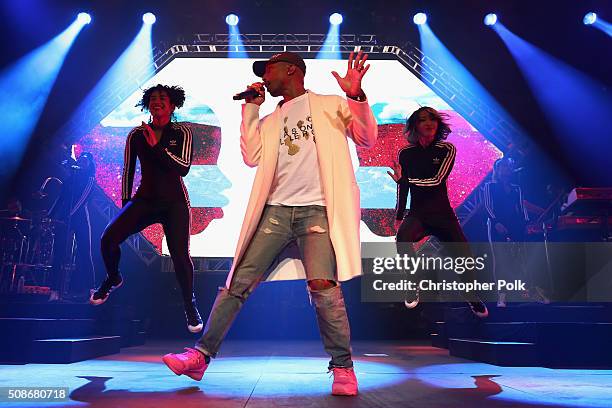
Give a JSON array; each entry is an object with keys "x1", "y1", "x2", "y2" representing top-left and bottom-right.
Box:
[{"x1": 58, "y1": 33, "x2": 525, "y2": 155}]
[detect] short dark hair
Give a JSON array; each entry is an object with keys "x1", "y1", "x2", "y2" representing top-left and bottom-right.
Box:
[
  {"x1": 77, "y1": 152, "x2": 96, "y2": 176},
  {"x1": 492, "y1": 156, "x2": 515, "y2": 182},
  {"x1": 136, "y1": 84, "x2": 186, "y2": 111},
  {"x1": 404, "y1": 107, "x2": 451, "y2": 144}
]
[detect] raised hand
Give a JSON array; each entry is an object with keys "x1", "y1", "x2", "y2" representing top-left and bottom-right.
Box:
[
  {"x1": 141, "y1": 122, "x2": 157, "y2": 147},
  {"x1": 331, "y1": 50, "x2": 370, "y2": 98},
  {"x1": 387, "y1": 161, "x2": 402, "y2": 183}
]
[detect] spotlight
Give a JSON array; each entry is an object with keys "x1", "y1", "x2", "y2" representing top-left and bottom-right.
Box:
[
  {"x1": 484, "y1": 13, "x2": 497, "y2": 26},
  {"x1": 413, "y1": 13, "x2": 427, "y2": 26},
  {"x1": 226, "y1": 14, "x2": 239, "y2": 26},
  {"x1": 583, "y1": 12, "x2": 597, "y2": 25},
  {"x1": 77, "y1": 12, "x2": 91, "y2": 25},
  {"x1": 142, "y1": 12, "x2": 156, "y2": 25},
  {"x1": 329, "y1": 13, "x2": 343, "y2": 25}
]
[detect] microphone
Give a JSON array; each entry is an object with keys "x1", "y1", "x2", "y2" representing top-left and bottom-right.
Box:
[{"x1": 233, "y1": 87, "x2": 264, "y2": 101}]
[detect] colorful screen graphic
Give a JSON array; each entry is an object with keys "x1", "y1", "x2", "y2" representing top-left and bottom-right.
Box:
[{"x1": 75, "y1": 57, "x2": 501, "y2": 256}]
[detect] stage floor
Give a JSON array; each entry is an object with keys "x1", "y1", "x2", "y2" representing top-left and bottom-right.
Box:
[{"x1": 0, "y1": 340, "x2": 610, "y2": 407}]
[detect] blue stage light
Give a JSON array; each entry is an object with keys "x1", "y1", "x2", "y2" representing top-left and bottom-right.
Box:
[
  {"x1": 77, "y1": 12, "x2": 91, "y2": 25},
  {"x1": 226, "y1": 14, "x2": 246, "y2": 57},
  {"x1": 413, "y1": 13, "x2": 427, "y2": 26},
  {"x1": 484, "y1": 13, "x2": 497, "y2": 26},
  {"x1": 493, "y1": 22, "x2": 612, "y2": 179},
  {"x1": 329, "y1": 13, "x2": 343, "y2": 25},
  {"x1": 318, "y1": 14, "x2": 342, "y2": 59},
  {"x1": 142, "y1": 12, "x2": 156, "y2": 25},
  {"x1": 226, "y1": 14, "x2": 239, "y2": 26},
  {"x1": 1, "y1": 16, "x2": 87, "y2": 187},
  {"x1": 583, "y1": 12, "x2": 597, "y2": 25},
  {"x1": 64, "y1": 15, "x2": 155, "y2": 148}
]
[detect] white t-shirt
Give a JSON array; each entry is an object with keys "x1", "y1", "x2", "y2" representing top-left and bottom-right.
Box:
[{"x1": 267, "y1": 92, "x2": 326, "y2": 206}]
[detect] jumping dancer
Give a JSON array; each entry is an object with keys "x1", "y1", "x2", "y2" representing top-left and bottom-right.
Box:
[
  {"x1": 389, "y1": 106, "x2": 488, "y2": 317},
  {"x1": 90, "y1": 84, "x2": 202, "y2": 333}
]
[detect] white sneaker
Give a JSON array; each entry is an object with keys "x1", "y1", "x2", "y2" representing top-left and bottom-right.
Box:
[{"x1": 404, "y1": 290, "x2": 420, "y2": 309}]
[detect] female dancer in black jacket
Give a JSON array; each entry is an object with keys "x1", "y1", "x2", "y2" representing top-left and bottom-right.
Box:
[{"x1": 90, "y1": 84, "x2": 202, "y2": 333}]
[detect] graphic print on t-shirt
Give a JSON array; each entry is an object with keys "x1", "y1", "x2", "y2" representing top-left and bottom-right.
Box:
[
  {"x1": 281, "y1": 115, "x2": 315, "y2": 156},
  {"x1": 267, "y1": 92, "x2": 325, "y2": 206}
]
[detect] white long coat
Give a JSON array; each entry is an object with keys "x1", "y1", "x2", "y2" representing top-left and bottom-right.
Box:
[{"x1": 226, "y1": 91, "x2": 378, "y2": 286}]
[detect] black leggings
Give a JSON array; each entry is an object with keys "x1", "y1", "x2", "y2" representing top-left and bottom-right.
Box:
[
  {"x1": 100, "y1": 198, "x2": 194, "y2": 306},
  {"x1": 397, "y1": 212, "x2": 469, "y2": 249},
  {"x1": 396, "y1": 211, "x2": 478, "y2": 290}
]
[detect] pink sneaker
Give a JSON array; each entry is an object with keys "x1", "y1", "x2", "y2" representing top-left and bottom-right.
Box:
[
  {"x1": 331, "y1": 367, "x2": 358, "y2": 396},
  {"x1": 162, "y1": 347, "x2": 208, "y2": 381}
]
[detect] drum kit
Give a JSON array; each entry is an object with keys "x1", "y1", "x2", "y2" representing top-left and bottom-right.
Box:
[
  {"x1": 2, "y1": 158, "x2": 97, "y2": 299},
  {"x1": 0, "y1": 211, "x2": 66, "y2": 295}
]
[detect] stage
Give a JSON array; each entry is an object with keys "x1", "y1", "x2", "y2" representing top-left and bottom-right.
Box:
[
  {"x1": 1, "y1": 339, "x2": 610, "y2": 407},
  {"x1": 2, "y1": 1, "x2": 611, "y2": 407}
]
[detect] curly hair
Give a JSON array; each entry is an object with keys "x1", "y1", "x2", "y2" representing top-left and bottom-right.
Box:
[
  {"x1": 136, "y1": 84, "x2": 186, "y2": 111},
  {"x1": 404, "y1": 107, "x2": 452, "y2": 144}
]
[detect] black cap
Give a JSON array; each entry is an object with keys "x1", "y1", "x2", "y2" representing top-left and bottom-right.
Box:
[{"x1": 252, "y1": 52, "x2": 307, "y2": 77}]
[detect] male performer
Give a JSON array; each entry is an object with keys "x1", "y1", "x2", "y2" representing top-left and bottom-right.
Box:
[
  {"x1": 162, "y1": 51, "x2": 377, "y2": 396},
  {"x1": 484, "y1": 157, "x2": 549, "y2": 306},
  {"x1": 90, "y1": 84, "x2": 203, "y2": 333},
  {"x1": 50, "y1": 152, "x2": 97, "y2": 301},
  {"x1": 389, "y1": 106, "x2": 488, "y2": 317}
]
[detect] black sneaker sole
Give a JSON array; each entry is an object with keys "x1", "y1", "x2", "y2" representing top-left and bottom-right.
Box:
[
  {"x1": 89, "y1": 279, "x2": 124, "y2": 306},
  {"x1": 468, "y1": 301, "x2": 489, "y2": 318}
]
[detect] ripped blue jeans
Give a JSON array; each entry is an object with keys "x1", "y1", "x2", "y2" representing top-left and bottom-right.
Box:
[{"x1": 195, "y1": 205, "x2": 353, "y2": 369}]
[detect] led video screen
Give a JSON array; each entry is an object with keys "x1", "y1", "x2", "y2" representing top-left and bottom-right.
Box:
[{"x1": 75, "y1": 57, "x2": 501, "y2": 256}]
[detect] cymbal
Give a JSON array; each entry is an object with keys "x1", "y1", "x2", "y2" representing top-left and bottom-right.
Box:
[{"x1": 1, "y1": 216, "x2": 30, "y2": 221}]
